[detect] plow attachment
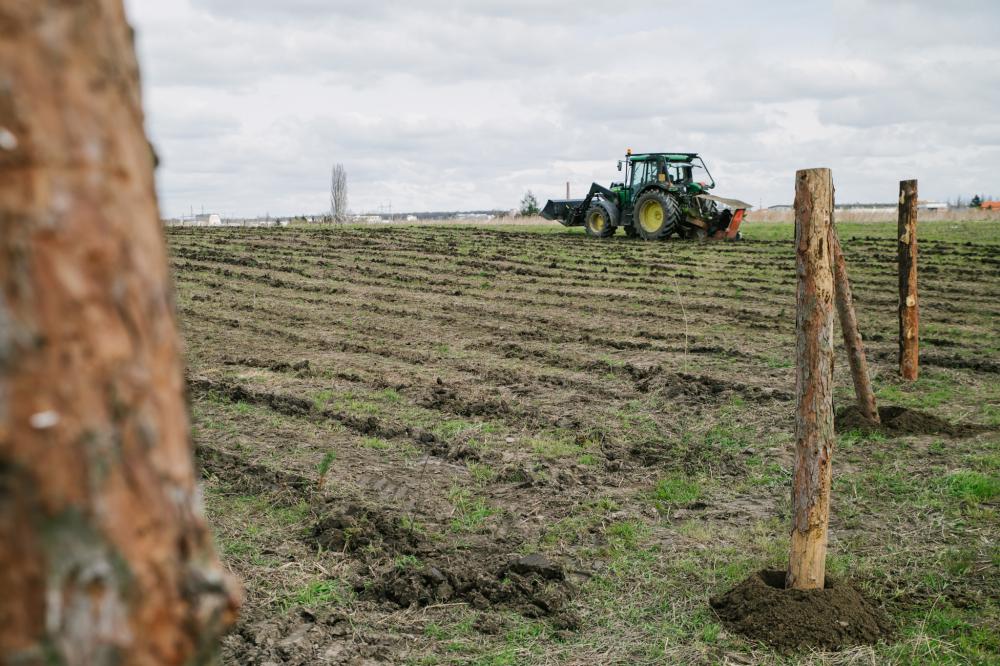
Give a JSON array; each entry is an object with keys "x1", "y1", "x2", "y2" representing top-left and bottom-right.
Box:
[{"x1": 696, "y1": 194, "x2": 753, "y2": 240}]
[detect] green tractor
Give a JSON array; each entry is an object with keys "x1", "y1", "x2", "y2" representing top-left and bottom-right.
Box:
[{"x1": 541, "y1": 150, "x2": 751, "y2": 240}]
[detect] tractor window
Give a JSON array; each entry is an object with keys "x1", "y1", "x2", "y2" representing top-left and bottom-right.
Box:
[{"x1": 629, "y1": 161, "x2": 651, "y2": 188}]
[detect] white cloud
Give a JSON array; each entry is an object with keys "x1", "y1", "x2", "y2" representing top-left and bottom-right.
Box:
[{"x1": 124, "y1": 0, "x2": 1000, "y2": 216}]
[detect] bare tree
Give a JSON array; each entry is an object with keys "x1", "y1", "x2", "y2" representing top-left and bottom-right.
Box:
[
  {"x1": 331, "y1": 163, "x2": 348, "y2": 223},
  {"x1": 0, "y1": 1, "x2": 238, "y2": 662}
]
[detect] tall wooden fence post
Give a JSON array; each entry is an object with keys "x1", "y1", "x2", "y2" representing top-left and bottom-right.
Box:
[
  {"x1": 831, "y1": 228, "x2": 880, "y2": 424},
  {"x1": 788, "y1": 168, "x2": 836, "y2": 591},
  {"x1": 0, "y1": 1, "x2": 238, "y2": 662},
  {"x1": 898, "y1": 180, "x2": 919, "y2": 381}
]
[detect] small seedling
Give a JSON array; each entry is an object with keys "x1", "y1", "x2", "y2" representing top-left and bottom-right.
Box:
[{"x1": 317, "y1": 452, "x2": 336, "y2": 490}]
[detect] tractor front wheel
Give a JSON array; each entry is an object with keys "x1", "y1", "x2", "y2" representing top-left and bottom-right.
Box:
[
  {"x1": 584, "y1": 204, "x2": 615, "y2": 238},
  {"x1": 633, "y1": 190, "x2": 679, "y2": 240}
]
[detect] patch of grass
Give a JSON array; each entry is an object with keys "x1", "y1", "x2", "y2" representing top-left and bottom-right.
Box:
[
  {"x1": 468, "y1": 463, "x2": 496, "y2": 485},
  {"x1": 838, "y1": 427, "x2": 886, "y2": 451},
  {"x1": 877, "y1": 371, "x2": 958, "y2": 409},
  {"x1": 605, "y1": 520, "x2": 649, "y2": 552},
  {"x1": 376, "y1": 388, "x2": 402, "y2": 402},
  {"x1": 311, "y1": 388, "x2": 334, "y2": 410},
  {"x1": 890, "y1": 604, "x2": 1000, "y2": 664},
  {"x1": 527, "y1": 431, "x2": 585, "y2": 459},
  {"x1": 434, "y1": 418, "x2": 485, "y2": 440},
  {"x1": 448, "y1": 488, "x2": 497, "y2": 532},
  {"x1": 400, "y1": 515, "x2": 426, "y2": 534},
  {"x1": 361, "y1": 436, "x2": 391, "y2": 450},
  {"x1": 272, "y1": 501, "x2": 310, "y2": 526},
  {"x1": 762, "y1": 354, "x2": 793, "y2": 369},
  {"x1": 704, "y1": 422, "x2": 752, "y2": 453},
  {"x1": 652, "y1": 475, "x2": 701, "y2": 506},
  {"x1": 281, "y1": 579, "x2": 353, "y2": 611},
  {"x1": 394, "y1": 554, "x2": 422, "y2": 570},
  {"x1": 942, "y1": 470, "x2": 999, "y2": 504},
  {"x1": 743, "y1": 459, "x2": 788, "y2": 488}
]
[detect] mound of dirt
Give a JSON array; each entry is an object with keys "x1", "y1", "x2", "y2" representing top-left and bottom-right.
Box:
[
  {"x1": 363, "y1": 552, "x2": 579, "y2": 630},
  {"x1": 310, "y1": 503, "x2": 426, "y2": 554},
  {"x1": 836, "y1": 405, "x2": 982, "y2": 437},
  {"x1": 710, "y1": 570, "x2": 891, "y2": 651}
]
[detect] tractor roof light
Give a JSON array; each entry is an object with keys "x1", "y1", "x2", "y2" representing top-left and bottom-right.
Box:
[{"x1": 626, "y1": 148, "x2": 632, "y2": 156}]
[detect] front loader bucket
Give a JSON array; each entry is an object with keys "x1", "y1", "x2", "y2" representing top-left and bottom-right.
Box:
[{"x1": 541, "y1": 198, "x2": 585, "y2": 226}]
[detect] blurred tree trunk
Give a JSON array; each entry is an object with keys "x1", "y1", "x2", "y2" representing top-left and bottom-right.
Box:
[{"x1": 0, "y1": 2, "x2": 239, "y2": 664}]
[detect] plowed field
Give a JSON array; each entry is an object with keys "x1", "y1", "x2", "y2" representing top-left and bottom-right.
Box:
[{"x1": 168, "y1": 221, "x2": 999, "y2": 665}]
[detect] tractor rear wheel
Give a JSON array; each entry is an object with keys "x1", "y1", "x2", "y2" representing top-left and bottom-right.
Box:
[
  {"x1": 584, "y1": 204, "x2": 615, "y2": 238},
  {"x1": 633, "y1": 190, "x2": 679, "y2": 240}
]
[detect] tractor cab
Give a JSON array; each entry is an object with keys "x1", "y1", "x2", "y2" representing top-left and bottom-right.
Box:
[{"x1": 622, "y1": 152, "x2": 716, "y2": 204}]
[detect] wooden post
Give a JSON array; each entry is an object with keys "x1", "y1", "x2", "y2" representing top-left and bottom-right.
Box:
[
  {"x1": 0, "y1": 1, "x2": 238, "y2": 663},
  {"x1": 898, "y1": 180, "x2": 919, "y2": 381},
  {"x1": 566, "y1": 181, "x2": 571, "y2": 199},
  {"x1": 787, "y1": 168, "x2": 836, "y2": 591},
  {"x1": 831, "y1": 228, "x2": 880, "y2": 424}
]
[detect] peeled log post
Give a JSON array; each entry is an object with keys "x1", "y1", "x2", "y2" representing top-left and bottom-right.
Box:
[
  {"x1": 0, "y1": 2, "x2": 239, "y2": 664},
  {"x1": 898, "y1": 180, "x2": 919, "y2": 381},
  {"x1": 831, "y1": 228, "x2": 880, "y2": 424},
  {"x1": 787, "y1": 169, "x2": 836, "y2": 591}
]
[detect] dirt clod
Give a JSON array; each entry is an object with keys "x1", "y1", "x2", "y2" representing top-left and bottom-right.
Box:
[
  {"x1": 506, "y1": 553, "x2": 564, "y2": 580},
  {"x1": 710, "y1": 569, "x2": 891, "y2": 651}
]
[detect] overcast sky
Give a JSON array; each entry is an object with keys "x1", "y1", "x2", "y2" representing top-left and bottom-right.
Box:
[{"x1": 124, "y1": 0, "x2": 1000, "y2": 218}]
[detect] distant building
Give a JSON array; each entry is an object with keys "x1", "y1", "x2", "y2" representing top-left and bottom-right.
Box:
[
  {"x1": 835, "y1": 203, "x2": 897, "y2": 213},
  {"x1": 195, "y1": 213, "x2": 222, "y2": 226},
  {"x1": 981, "y1": 200, "x2": 1000, "y2": 211}
]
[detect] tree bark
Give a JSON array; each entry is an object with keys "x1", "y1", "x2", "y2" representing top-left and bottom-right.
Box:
[
  {"x1": 898, "y1": 179, "x2": 919, "y2": 381},
  {"x1": 0, "y1": 2, "x2": 239, "y2": 664},
  {"x1": 787, "y1": 168, "x2": 836, "y2": 591},
  {"x1": 830, "y1": 228, "x2": 880, "y2": 424}
]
